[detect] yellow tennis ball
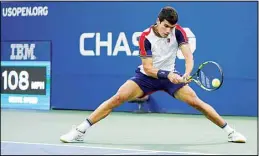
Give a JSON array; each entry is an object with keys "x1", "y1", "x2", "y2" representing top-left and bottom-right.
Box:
[{"x1": 212, "y1": 78, "x2": 220, "y2": 87}]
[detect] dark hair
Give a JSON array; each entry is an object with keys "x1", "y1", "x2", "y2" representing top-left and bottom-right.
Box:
[{"x1": 158, "y1": 6, "x2": 178, "y2": 25}]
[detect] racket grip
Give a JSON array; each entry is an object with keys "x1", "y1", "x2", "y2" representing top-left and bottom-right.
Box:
[{"x1": 187, "y1": 76, "x2": 192, "y2": 81}]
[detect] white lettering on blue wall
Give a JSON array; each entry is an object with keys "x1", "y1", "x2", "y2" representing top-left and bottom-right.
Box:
[{"x1": 2, "y1": 6, "x2": 48, "y2": 17}]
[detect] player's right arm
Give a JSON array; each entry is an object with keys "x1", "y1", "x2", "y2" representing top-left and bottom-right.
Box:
[
  {"x1": 141, "y1": 57, "x2": 159, "y2": 78},
  {"x1": 141, "y1": 57, "x2": 182, "y2": 84}
]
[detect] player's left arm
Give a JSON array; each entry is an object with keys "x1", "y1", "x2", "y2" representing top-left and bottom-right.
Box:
[
  {"x1": 175, "y1": 25, "x2": 194, "y2": 80},
  {"x1": 180, "y1": 44, "x2": 194, "y2": 77}
]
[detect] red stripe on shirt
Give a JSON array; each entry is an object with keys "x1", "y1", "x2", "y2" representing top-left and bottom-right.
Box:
[
  {"x1": 175, "y1": 24, "x2": 188, "y2": 42},
  {"x1": 139, "y1": 27, "x2": 152, "y2": 56}
]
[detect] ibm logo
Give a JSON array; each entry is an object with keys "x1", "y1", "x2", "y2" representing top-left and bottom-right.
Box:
[{"x1": 10, "y1": 43, "x2": 36, "y2": 60}]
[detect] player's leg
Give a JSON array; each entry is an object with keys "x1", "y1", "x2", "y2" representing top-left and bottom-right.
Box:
[
  {"x1": 87, "y1": 80, "x2": 144, "y2": 124},
  {"x1": 60, "y1": 80, "x2": 144, "y2": 143},
  {"x1": 174, "y1": 85, "x2": 225, "y2": 127},
  {"x1": 173, "y1": 85, "x2": 246, "y2": 143},
  {"x1": 60, "y1": 69, "x2": 163, "y2": 143}
]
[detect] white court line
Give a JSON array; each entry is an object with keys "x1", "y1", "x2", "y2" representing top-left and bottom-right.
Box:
[
  {"x1": 106, "y1": 151, "x2": 159, "y2": 155},
  {"x1": 1, "y1": 141, "x2": 219, "y2": 155}
]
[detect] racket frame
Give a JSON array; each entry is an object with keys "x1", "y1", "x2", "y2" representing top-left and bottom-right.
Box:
[{"x1": 188, "y1": 61, "x2": 224, "y2": 91}]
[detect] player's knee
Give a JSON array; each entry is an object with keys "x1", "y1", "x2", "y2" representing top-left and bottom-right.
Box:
[
  {"x1": 188, "y1": 98, "x2": 200, "y2": 109},
  {"x1": 113, "y1": 93, "x2": 128, "y2": 105},
  {"x1": 185, "y1": 93, "x2": 200, "y2": 108}
]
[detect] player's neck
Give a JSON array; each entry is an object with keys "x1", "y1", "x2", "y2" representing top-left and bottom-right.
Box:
[{"x1": 152, "y1": 25, "x2": 163, "y2": 38}]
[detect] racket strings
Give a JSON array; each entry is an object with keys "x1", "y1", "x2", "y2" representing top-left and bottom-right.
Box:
[
  {"x1": 200, "y1": 70, "x2": 212, "y2": 88},
  {"x1": 198, "y1": 63, "x2": 222, "y2": 89}
]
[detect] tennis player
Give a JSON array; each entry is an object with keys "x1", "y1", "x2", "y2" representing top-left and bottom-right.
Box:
[{"x1": 60, "y1": 6, "x2": 246, "y2": 143}]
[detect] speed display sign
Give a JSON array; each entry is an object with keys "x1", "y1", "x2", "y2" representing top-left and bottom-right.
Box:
[{"x1": 1, "y1": 41, "x2": 51, "y2": 110}]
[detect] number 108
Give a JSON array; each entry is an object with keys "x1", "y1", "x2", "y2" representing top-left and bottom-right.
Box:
[{"x1": 2, "y1": 70, "x2": 29, "y2": 90}]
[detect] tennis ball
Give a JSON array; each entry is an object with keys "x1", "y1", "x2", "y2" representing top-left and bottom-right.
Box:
[{"x1": 212, "y1": 78, "x2": 220, "y2": 88}]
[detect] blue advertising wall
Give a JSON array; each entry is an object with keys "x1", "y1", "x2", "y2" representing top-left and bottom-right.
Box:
[{"x1": 1, "y1": 2, "x2": 257, "y2": 116}]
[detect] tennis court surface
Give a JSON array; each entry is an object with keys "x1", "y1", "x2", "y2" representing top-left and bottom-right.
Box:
[{"x1": 1, "y1": 109, "x2": 257, "y2": 155}]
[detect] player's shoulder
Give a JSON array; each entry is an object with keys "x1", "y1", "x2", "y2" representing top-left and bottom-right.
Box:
[
  {"x1": 142, "y1": 26, "x2": 152, "y2": 33},
  {"x1": 175, "y1": 24, "x2": 186, "y2": 32},
  {"x1": 175, "y1": 24, "x2": 183, "y2": 28},
  {"x1": 140, "y1": 26, "x2": 153, "y2": 37}
]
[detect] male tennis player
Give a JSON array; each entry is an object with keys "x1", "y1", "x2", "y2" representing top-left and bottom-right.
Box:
[{"x1": 60, "y1": 6, "x2": 246, "y2": 143}]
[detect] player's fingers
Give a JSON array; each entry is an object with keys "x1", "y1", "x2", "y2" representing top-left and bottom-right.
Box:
[
  {"x1": 169, "y1": 78, "x2": 177, "y2": 84},
  {"x1": 172, "y1": 79, "x2": 177, "y2": 84},
  {"x1": 178, "y1": 77, "x2": 185, "y2": 83},
  {"x1": 174, "y1": 78, "x2": 181, "y2": 84}
]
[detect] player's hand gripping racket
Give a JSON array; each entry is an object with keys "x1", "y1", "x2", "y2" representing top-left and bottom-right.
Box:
[{"x1": 187, "y1": 61, "x2": 224, "y2": 91}]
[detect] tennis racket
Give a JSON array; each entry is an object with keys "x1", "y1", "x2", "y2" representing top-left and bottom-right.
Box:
[{"x1": 188, "y1": 61, "x2": 224, "y2": 91}]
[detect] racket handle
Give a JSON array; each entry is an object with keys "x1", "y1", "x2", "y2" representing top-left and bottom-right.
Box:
[{"x1": 187, "y1": 76, "x2": 192, "y2": 81}]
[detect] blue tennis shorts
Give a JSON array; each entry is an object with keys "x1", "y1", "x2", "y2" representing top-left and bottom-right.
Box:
[{"x1": 130, "y1": 69, "x2": 186, "y2": 97}]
